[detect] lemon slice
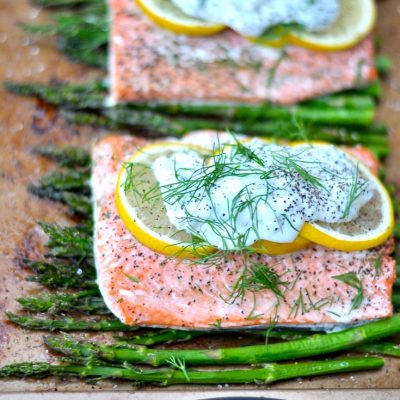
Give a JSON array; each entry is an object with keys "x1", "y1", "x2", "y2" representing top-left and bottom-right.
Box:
[
  {"x1": 290, "y1": 0, "x2": 376, "y2": 51},
  {"x1": 116, "y1": 142, "x2": 214, "y2": 259},
  {"x1": 252, "y1": 236, "x2": 311, "y2": 255},
  {"x1": 295, "y1": 143, "x2": 394, "y2": 251},
  {"x1": 253, "y1": 0, "x2": 376, "y2": 51},
  {"x1": 136, "y1": 0, "x2": 225, "y2": 36}
]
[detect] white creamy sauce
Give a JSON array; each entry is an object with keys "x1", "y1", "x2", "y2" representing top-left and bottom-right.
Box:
[
  {"x1": 171, "y1": 0, "x2": 340, "y2": 37},
  {"x1": 152, "y1": 140, "x2": 373, "y2": 250}
]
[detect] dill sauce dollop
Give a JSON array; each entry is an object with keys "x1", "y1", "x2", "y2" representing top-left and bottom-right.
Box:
[
  {"x1": 152, "y1": 140, "x2": 373, "y2": 250},
  {"x1": 171, "y1": 0, "x2": 340, "y2": 37}
]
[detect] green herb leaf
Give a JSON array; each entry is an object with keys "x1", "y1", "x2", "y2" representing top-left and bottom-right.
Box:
[
  {"x1": 373, "y1": 255, "x2": 382, "y2": 276},
  {"x1": 123, "y1": 272, "x2": 140, "y2": 283},
  {"x1": 332, "y1": 272, "x2": 363, "y2": 311}
]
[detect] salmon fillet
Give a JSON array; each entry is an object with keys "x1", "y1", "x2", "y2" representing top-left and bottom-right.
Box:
[
  {"x1": 109, "y1": 0, "x2": 377, "y2": 105},
  {"x1": 92, "y1": 133, "x2": 395, "y2": 329}
]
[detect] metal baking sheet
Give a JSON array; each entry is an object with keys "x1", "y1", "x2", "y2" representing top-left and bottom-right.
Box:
[{"x1": 0, "y1": 0, "x2": 400, "y2": 397}]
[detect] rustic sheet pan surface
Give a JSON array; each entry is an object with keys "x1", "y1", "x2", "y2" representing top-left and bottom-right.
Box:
[{"x1": 1, "y1": 0, "x2": 400, "y2": 397}]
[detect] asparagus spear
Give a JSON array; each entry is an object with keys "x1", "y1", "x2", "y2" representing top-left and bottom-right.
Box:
[
  {"x1": 38, "y1": 222, "x2": 93, "y2": 259},
  {"x1": 17, "y1": 289, "x2": 109, "y2": 314},
  {"x1": 392, "y1": 293, "x2": 400, "y2": 308},
  {"x1": 31, "y1": 0, "x2": 101, "y2": 9},
  {"x1": 6, "y1": 81, "x2": 376, "y2": 125},
  {"x1": 139, "y1": 103, "x2": 375, "y2": 126},
  {"x1": 5, "y1": 81, "x2": 106, "y2": 109},
  {"x1": 25, "y1": 259, "x2": 96, "y2": 289},
  {"x1": 32, "y1": 145, "x2": 91, "y2": 168},
  {"x1": 29, "y1": 186, "x2": 92, "y2": 217},
  {"x1": 6, "y1": 313, "x2": 136, "y2": 332},
  {"x1": 119, "y1": 328, "x2": 312, "y2": 346},
  {"x1": 0, "y1": 357, "x2": 384, "y2": 385},
  {"x1": 45, "y1": 314, "x2": 400, "y2": 366},
  {"x1": 345, "y1": 81, "x2": 383, "y2": 99},
  {"x1": 63, "y1": 109, "x2": 387, "y2": 144},
  {"x1": 354, "y1": 342, "x2": 400, "y2": 358},
  {"x1": 22, "y1": 5, "x2": 108, "y2": 68},
  {"x1": 375, "y1": 55, "x2": 393, "y2": 76},
  {"x1": 63, "y1": 110, "x2": 390, "y2": 159},
  {"x1": 38, "y1": 170, "x2": 91, "y2": 192}
]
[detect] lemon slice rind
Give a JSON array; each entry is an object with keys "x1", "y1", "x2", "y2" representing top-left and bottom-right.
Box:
[
  {"x1": 136, "y1": 0, "x2": 225, "y2": 36},
  {"x1": 289, "y1": 0, "x2": 377, "y2": 51},
  {"x1": 116, "y1": 142, "x2": 214, "y2": 259},
  {"x1": 251, "y1": 0, "x2": 376, "y2": 51},
  {"x1": 296, "y1": 144, "x2": 393, "y2": 251}
]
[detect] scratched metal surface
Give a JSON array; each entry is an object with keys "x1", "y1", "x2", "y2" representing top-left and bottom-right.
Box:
[{"x1": 0, "y1": 0, "x2": 400, "y2": 395}]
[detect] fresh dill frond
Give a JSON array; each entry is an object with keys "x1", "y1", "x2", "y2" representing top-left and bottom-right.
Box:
[
  {"x1": 225, "y1": 261, "x2": 286, "y2": 305},
  {"x1": 271, "y1": 148, "x2": 327, "y2": 191},
  {"x1": 209, "y1": 319, "x2": 222, "y2": 329},
  {"x1": 122, "y1": 272, "x2": 140, "y2": 283},
  {"x1": 233, "y1": 137, "x2": 265, "y2": 167},
  {"x1": 288, "y1": 289, "x2": 335, "y2": 319},
  {"x1": 343, "y1": 162, "x2": 368, "y2": 219},
  {"x1": 373, "y1": 254, "x2": 382, "y2": 277},
  {"x1": 332, "y1": 272, "x2": 364, "y2": 311},
  {"x1": 167, "y1": 356, "x2": 190, "y2": 382},
  {"x1": 266, "y1": 49, "x2": 288, "y2": 88}
]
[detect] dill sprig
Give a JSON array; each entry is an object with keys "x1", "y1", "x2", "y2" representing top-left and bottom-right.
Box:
[
  {"x1": 167, "y1": 357, "x2": 190, "y2": 382},
  {"x1": 288, "y1": 289, "x2": 336, "y2": 319},
  {"x1": 332, "y1": 272, "x2": 364, "y2": 311},
  {"x1": 226, "y1": 261, "x2": 286, "y2": 305},
  {"x1": 343, "y1": 162, "x2": 368, "y2": 219}
]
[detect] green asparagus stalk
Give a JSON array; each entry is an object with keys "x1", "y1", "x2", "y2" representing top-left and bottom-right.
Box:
[
  {"x1": 38, "y1": 170, "x2": 91, "y2": 192},
  {"x1": 346, "y1": 81, "x2": 383, "y2": 99},
  {"x1": 0, "y1": 357, "x2": 384, "y2": 385},
  {"x1": 25, "y1": 259, "x2": 96, "y2": 288},
  {"x1": 31, "y1": 0, "x2": 101, "y2": 9},
  {"x1": 17, "y1": 289, "x2": 109, "y2": 314},
  {"x1": 63, "y1": 110, "x2": 389, "y2": 159},
  {"x1": 393, "y1": 223, "x2": 400, "y2": 240},
  {"x1": 5, "y1": 81, "x2": 106, "y2": 110},
  {"x1": 38, "y1": 221, "x2": 93, "y2": 259},
  {"x1": 22, "y1": 5, "x2": 108, "y2": 68},
  {"x1": 354, "y1": 342, "x2": 400, "y2": 357},
  {"x1": 5, "y1": 81, "x2": 376, "y2": 124},
  {"x1": 304, "y1": 95, "x2": 375, "y2": 109},
  {"x1": 392, "y1": 293, "x2": 400, "y2": 308},
  {"x1": 5, "y1": 82, "x2": 375, "y2": 111},
  {"x1": 6, "y1": 313, "x2": 136, "y2": 332},
  {"x1": 375, "y1": 55, "x2": 393, "y2": 76},
  {"x1": 140, "y1": 102, "x2": 375, "y2": 126},
  {"x1": 26, "y1": 269, "x2": 96, "y2": 289},
  {"x1": 62, "y1": 110, "x2": 119, "y2": 129},
  {"x1": 29, "y1": 186, "x2": 92, "y2": 216},
  {"x1": 119, "y1": 330, "x2": 208, "y2": 346},
  {"x1": 119, "y1": 328, "x2": 312, "y2": 346},
  {"x1": 63, "y1": 109, "x2": 387, "y2": 145},
  {"x1": 45, "y1": 314, "x2": 400, "y2": 366},
  {"x1": 32, "y1": 145, "x2": 91, "y2": 168}
]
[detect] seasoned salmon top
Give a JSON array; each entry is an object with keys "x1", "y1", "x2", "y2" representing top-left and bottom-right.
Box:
[
  {"x1": 92, "y1": 134, "x2": 395, "y2": 329},
  {"x1": 109, "y1": 0, "x2": 376, "y2": 105}
]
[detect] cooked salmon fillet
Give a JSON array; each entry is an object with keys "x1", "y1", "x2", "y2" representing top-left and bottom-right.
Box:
[
  {"x1": 109, "y1": 0, "x2": 377, "y2": 105},
  {"x1": 92, "y1": 133, "x2": 395, "y2": 329}
]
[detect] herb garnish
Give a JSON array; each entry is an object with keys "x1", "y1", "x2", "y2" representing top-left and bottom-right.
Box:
[
  {"x1": 288, "y1": 289, "x2": 335, "y2": 319},
  {"x1": 123, "y1": 272, "x2": 140, "y2": 283},
  {"x1": 167, "y1": 356, "x2": 190, "y2": 382},
  {"x1": 266, "y1": 49, "x2": 288, "y2": 88},
  {"x1": 332, "y1": 272, "x2": 364, "y2": 311},
  {"x1": 373, "y1": 254, "x2": 382, "y2": 277},
  {"x1": 343, "y1": 162, "x2": 368, "y2": 219},
  {"x1": 225, "y1": 261, "x2": 286, "y2": 305}
]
